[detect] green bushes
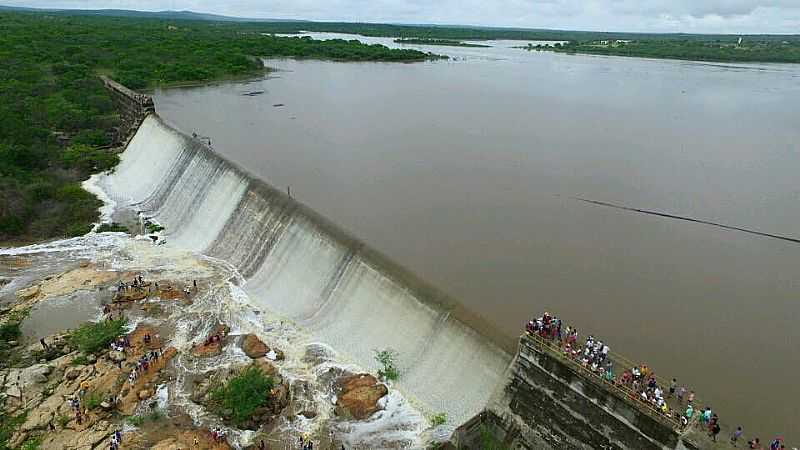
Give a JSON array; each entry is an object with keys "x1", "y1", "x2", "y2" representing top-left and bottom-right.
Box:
[
  {"x1": 431, "y1": 412, "x2": 448, "y2": 426},
  {"x1": 66, "y1": 318, "x2": 127, "y2": 355},
  {"x1": 373, "y1": 349, "x2": 400, "y2": 381},
  {"x1": 95, "y1": 222, "x2": 129, "y2": 233},
  {"x1": 210, "y1": 366, "x2": 274, "y2": 427}
]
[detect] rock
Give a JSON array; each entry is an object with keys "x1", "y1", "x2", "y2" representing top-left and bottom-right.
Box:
[
  {"x1": 254, "y1": 358, "x2": 279, "y2": 378},
  {"x1": 16, "y1": 284, "x2": 40, "y2": 300},
  {"x1": 100, "y1": 401, "x2": 112, "y2": 410},
  {"x1": 241, "y1": 334, "x2": 269, "y2": 359},
  {"x1": 7, "y1": 340, "x2": 17, "y2": 346},
  {"x1": 138, "y1": 389, "x2": 154, "y2": 400},
  {"x1": 87, "y1": 354, "x2": 97, "y2": 364},
  {"x1": 334, "y1": 374, "x2": 388, "y2": 420},
  {"x1": 274, "y1": 349, "x2": 285, "y2": 361},
  {"x1": 64, "y1": 368, "x2": 81, "y2": 380},
  {"x1": 303, "y1": 343, "x2": 336, "y2": 365},
  {"x1": 108, "y1": 350, "x2": 126, "y2": 362}
]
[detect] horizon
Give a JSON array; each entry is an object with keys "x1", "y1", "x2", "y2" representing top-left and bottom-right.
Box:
[{"x1": 2, "y1": 1, "x2": 799, "y2": 35}]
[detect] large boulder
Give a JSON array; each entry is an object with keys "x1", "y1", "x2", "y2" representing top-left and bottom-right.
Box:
[
  {"x1": 241, "y1": 334, "x2": 269, "y2": 359},
  {"x1": 334, "y1": 374, "x2": 388, "y2": 420}
]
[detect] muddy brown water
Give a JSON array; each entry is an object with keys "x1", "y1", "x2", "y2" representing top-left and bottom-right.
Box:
[{"x1": 153, "y1": 34, "x2": 800, "y2": 442}]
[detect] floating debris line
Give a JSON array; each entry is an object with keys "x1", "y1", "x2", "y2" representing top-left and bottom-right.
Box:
[{"x1": 574, "y1": 197, "x2": 800, "y2": 244}]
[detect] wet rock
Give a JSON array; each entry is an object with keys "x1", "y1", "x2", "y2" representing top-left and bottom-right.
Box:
[
  {"x1": 334, "y1": 374, "x2": 388, "y2": 420},
  {"x1": 303, "y1": 343, "x2": 336, "y2": 365},
  {"x1": 241, "y1": 334, "x2": 269, "y2": 359},
  {"x1": 254, "y1": 358, "x2": 279, "y2": 378}
]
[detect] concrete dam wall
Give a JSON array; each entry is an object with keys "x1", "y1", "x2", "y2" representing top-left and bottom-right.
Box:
[
  {"x1": 451, "y1": 336, "x2": 703, "y2": 449},
  {"x1": 100, "y1": 113, "x2": 513, "y2": 424}
]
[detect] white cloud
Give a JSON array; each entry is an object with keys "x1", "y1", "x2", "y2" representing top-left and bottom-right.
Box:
[{"x1": 7, "y1": 0, "x2": 800, "y2": 33}]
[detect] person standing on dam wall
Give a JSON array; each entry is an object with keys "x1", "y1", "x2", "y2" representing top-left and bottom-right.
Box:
[{"x1": 524, "y1": 311, "x2": 786, "y2": 448}]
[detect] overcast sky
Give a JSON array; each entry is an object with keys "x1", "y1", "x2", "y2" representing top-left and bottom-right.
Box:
[{"x1": 7, "y1": 0, "x2": 800, "y2": 33}]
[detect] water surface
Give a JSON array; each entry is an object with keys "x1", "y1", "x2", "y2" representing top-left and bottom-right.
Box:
[{"x1": 153, "y1": 33, "x2": 800, "y2": 441}]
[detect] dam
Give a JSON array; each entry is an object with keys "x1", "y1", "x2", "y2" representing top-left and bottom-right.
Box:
[
  {"x1": 92, "y1": 82, "x2": 739, "y2": 449},
  {"x1": 99, "y1": 113, "x2": 513, "y2": 424}
]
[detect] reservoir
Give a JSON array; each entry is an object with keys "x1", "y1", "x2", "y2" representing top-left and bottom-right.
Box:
[{"x1": 153, "y1": 33, "x2": 800, "y2": 441}]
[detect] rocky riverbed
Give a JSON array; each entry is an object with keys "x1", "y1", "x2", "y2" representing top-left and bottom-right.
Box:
[{"x1": 0, "y1": 235, "x2": 434, "y2": 449}]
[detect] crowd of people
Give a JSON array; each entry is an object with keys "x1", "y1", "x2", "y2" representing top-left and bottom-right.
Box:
[{"x1": 523, "y1": 312, "x2": 791, "y2": 448}]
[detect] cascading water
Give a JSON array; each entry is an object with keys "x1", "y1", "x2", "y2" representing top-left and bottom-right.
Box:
[{"x1": 98, "y1": 114, "x2": 513, "y2": 431}]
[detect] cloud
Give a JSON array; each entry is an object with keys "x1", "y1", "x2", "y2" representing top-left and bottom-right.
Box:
[{"x1": 6, "y1": 0, "x2": 800, "y2": 33}]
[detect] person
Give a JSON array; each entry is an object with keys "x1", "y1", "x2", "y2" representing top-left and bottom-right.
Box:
[
  {"x1": 687, "y1": 390, "x2": 695, "y2": 404},
  {"x1": 40, "y1": 337, "x2": 48, "y2": 350},
  {"x1": 710, "y1": 422, "x2": 721, "y2": 441},
  {"x1": 668, "y1": 378, "x2": 676, "y2": 398},
  {"x1": 749, "y1": 438, "x2": 761, "y2": 449},
  {"x1": 771, "y1": 438, "x2": 784, "y2": 450},
  {"x1": 732, "y1": 426, "x2": 744, "y2": 446},
  {"x1": 677, "y1": 386, "x2": 686, "y2": 403}
]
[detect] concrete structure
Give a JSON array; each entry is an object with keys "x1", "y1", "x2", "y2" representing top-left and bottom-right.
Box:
[
  {"x1": 451, "y1": 335, "x2": 703, "y2": 449},
  {"x1": 100, "y1": 75, "x2": 155, "y2": 146}
]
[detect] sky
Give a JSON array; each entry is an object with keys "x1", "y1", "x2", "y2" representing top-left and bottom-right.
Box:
[{"x1": 6, "y1": 0, "x2": 800, "y2": 34}]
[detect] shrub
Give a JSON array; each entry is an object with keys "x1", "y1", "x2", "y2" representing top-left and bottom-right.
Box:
[
  {"x1": 95, "y1": 222, "x2": 128, "y2": 233},
  {"x1": 0, "y1": 322, "x2": 21, "y2": 343},
  {"x1": 431, "y1": 412, "x2": 447, "y2": 427},
  {"x1": 67, "y1": 318, "x2": 127, "y2": 355},
  {"x1": 145, "y1": 222, "x2": 164, "y2": 233},
  {"x1": 19, "y1": 436, "x2": 42, "y2": 450},
  {"x1": 210, "y1": 365, "x2": 274, "y2": 427},
  {"x1": 373, "y1": 348, "x2": 400, "y2": 381},
  {"x1": 56, "y1": 414, "x2": 70, "y2": 428},
  {"x1": 126, "y1": 415, "x2": 144, "y2": 427},
  {"x1": 71, "y1": 355, "x2": 90, "y2": 366},
  {"x1": 84, "y1": 391, "x2": 103, "y2": 410},
  {"x1": 0, "y1": 412, "x2": 26, "y2": 450}
]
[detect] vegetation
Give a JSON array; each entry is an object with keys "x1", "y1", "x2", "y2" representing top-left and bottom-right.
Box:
[
  {"x1": 394, "y1": 38, "x2": 490, "y2": 48},
  {"x1": 0, "y1": 12, "x2": 437, "y2": 245},
  {"x1": 210, "y1": 366, "x2": 274, "y2": 427},
  {"x1": 0, "y1": 412, "x2": 25, "y2": 450},
  {"x1": 95, "y1": 222, "x2": 129, "y2": 233},
  {"x1": 480, "y1": 425, "x2": 509, "y2": 450},
  {"x1": 523, "y1": 39, "x2": 800, "y2": 64},
  {"x1": 373, "y1": 348, "x2": 400, "y2": 381},
  {"x1": 431, "y1": 412, "x2": 448, "y2": 427},
  {"x1": 145, "y1": 222, "x2": 165, "y2": 234},
  {"x1": 19, "y1": 436, "x2": 42, "y2": 450},
  {"x1": 66, "y1": 318, "x2": 127, "y2": 355},
  {"x1": 84, "y1": 391, "x2": 103, "y2": 410},
  {"x1": 0, "y1": 322, "x2": 20, "y2": 343},
  {"x1": 128, "y1": 408, "x2": 166, "y2": 427}
]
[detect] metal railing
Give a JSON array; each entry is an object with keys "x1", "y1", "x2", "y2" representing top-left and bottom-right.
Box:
[{"x1": 521, "y1": 332, "x2": 688, "y2": 431}]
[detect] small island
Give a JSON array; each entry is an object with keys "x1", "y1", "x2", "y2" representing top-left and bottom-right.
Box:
[{"x1": 394, "y1": 38, "x2": 491, "y2": 48}]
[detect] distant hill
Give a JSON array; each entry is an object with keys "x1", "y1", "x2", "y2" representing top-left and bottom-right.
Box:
[{"x1": 0, "y1": 5, "x2": 302, "y2": 22}]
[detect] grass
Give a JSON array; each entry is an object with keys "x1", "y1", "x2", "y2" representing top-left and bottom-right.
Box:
[
  {"x1": 84, "y1": 391, "x2": 103, "y2": 410},
  {"x1": 71, "y1": 354, "x2": 91, "y2": 366},
  {"x1": 67, "y1": 318, "x2": 127, "y2": 355},
  {"x1": 480, "y1": 425, "x2": 509, "y2": 450},
  {"x1": 0, "y1": 322, "x2": 20, "y2": 343},
  {"x1": 56, "y1": 415, "x2": 70, "y2": 428},
  {"x1": 373, "y1": 348, "x2": 400, "y2": 381},
  {"x1": 0, "y1": 412, "x2": 26, "y2": 450},
  {"x1": 210, "y1": 365, "x2": 274, "y2": 427},
  {"x1": 126, "y1": 415, "x2": 145, "y2": 427},
  {"x1": 19, "y1": 437, "x2": 42, "y2": 450},
  {"x1": 126, "y1": 408, "x2": 165, "y2": 427},
  {"x1": 145, "y1": 222, "x2": 164, "y2": 234}
]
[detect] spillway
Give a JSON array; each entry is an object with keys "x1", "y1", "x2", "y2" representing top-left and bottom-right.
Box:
[{"x1": 100, "y1": 115, "x2": 513, "y2": 423}]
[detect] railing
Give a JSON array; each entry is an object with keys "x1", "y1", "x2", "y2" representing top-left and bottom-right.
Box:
[{"x1": 521, "y1": 332, "x2": 687, "y2": 431}]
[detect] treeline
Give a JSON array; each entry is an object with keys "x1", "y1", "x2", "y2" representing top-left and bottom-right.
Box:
[
  {"x1": 0, "y1": 12, "x2": 435, "y2": 244},
  {"x1": 394, "y1": 38, "x2": 490, "y2": 48},
  {"x1": 550, "y1": 40, "x2": 800, "y2": 64}
]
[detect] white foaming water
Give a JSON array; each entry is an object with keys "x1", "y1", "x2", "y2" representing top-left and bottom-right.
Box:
[
  {"x1": 82, "y1": 173, "x2": 117, "y2": 228},
  {"x1": 98, "y1": 114, "x2": 513, "y2": 435}
]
